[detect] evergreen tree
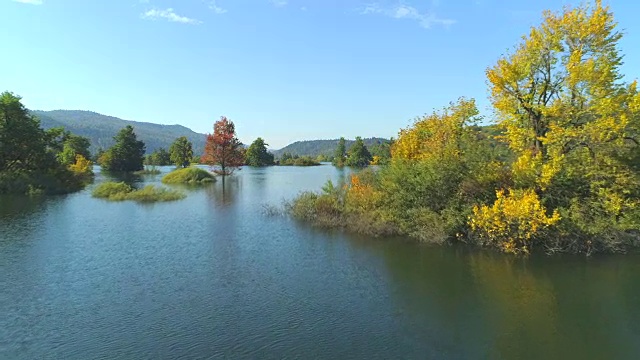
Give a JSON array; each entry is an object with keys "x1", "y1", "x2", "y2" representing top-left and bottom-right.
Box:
[
  {"x1": 332, "y1": 137, "x2": 346, "y2": 167},
  {"x1": 169, "y1": 137, "x2": 194, "y2": 168},
  {"x1": 145, "y1": 148, "x2": 172, "y2": 166},
  {"x1": 345, "y1": 137, "x2": 372, "y2": 167},
  {"x1": 245, "y1": 137, "x2": 275, "y2": 166},
  {"x1": 99, "y1": 125, "x2": 145, "y2": 172}
]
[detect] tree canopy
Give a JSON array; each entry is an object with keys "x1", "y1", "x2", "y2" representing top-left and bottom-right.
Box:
[
  {"x1": 345, "y1": 137, "x2": 372, "y2": 167},
  {"x1": 99, "y1": 125, "x2": 146, "y2": 172},
  {"x1": 0, "y1": 91, "x2": 93, "y2": 195},
  {"x1": 145, "y1": 148, "x2": 172, "y2": 166},
  {"x1": 245, "y1": 137, "x2": 275, "y2": 167},
  {"x1": 201, "y1": 116, "x2": 244, "y2": 175},
  {"x1": 332, "y1": 137, "x2": 346, "y2": 167},
  {"x1": 169, "y1": 136, "x2": 194, "y2": 168}
]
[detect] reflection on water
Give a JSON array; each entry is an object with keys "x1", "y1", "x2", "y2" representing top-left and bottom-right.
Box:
[
  {"x1": 206, "y1": 176, "x2": 240, "y2": 207},
  {"x1": 1, "y1": 165, "x2": 640, "y2": 359}
]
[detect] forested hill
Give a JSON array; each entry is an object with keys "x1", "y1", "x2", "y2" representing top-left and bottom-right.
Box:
[
  {"x1": 273, "y1": 138, "x2": 389, "y2": 158},
  {"x1": 32, "y1": 110, "x2": 207, "y2": 155}
]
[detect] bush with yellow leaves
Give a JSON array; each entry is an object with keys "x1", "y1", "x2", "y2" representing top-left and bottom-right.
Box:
[
  {"x1": 68, "y1": 154, "x2": 94, "y2": 180},
  {"x1": 470, "y1": 189, "x2": 561, "y2": 254}
]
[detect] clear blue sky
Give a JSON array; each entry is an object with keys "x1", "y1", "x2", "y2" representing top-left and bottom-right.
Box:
[{"x1": 1, "y1": 0, "x2": 639, "y2": 148}]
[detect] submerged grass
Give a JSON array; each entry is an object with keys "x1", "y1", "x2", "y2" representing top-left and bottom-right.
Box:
[
  {"x1": 92, "y1": 181, "x2": 185, "y2": 202},
  {"x1": 133, "y1": 167, "x2": 161, "y2": 175},
  {"x1": 161, "y1": 167, "x2": 216, "y2": 184}
]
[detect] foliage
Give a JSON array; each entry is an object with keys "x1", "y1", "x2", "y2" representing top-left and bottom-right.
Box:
[
  {"x1": 0, "y1": 91, "x2": 50, "y2": 173},
  {"x1": 161, "y1": 167, "x2": 216, "y2": 184},
  {"x1": 57, "y1": 133, "x2": 91, "y2": 166},
  {"x1": 0, "y1": 91, "x2": 91, "y2": 195},
  {"x1": 332, "y1": 137, "x2": 347, "y2": 167},
  {"x1": 92, "y1": 181, "x2": 185, "y2": 202},
  {"x1": 392, "y1": 98, "x2": 481, "y2": 161},
  {"x1": 169, "y1": 136, "x2": 194, "y2": 168},
  {"x1": 68, "y1": 154, "x2": 94, "y2": 180},
  {"x1": 145, "y1": 148, "x2": 171, "y2": 166},
  {"x1": 315, "y1": 154, "x2": 332, "y2": 163},
  {"x1": 201, "y1": 116, "x2": 244, "y2": 175},
  {"x1": 278, "y1": 155, "x2": 321, "y2": 166},
  {"x1": 470, "y1": 189, "x2": 561, "y2": 254},
  {"x1": 291, "y1": 2, "x2": 640, "y2": 255},
  {"x1": 245, "y1": 137, "x2": 275, "y2": 166},
  {"x1": 484, "y1": 0, "x2": 640, "y2": 252},
  {"x1": 345, "y1": 137, "x2": 372, "y2": 167},
  {"x1": 99, "y1": 125, "x2": 146, "y2": 172},
  {"x1": 291, "y1": 99, "x2": 514, "y2": 248},
  {"x1": 369, "y1": 139, "x2": 393, "y2": 165}
]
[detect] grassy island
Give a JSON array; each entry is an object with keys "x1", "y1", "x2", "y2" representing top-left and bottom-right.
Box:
[
  {"x1": 161, "y1": 167, "x2": 216, "y2": 184},
  {"x1": 92, "y1": 181, "x2": 185, "y2": 202}
]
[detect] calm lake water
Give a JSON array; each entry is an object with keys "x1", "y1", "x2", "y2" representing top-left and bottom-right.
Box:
[{"x1": 1, "y1": 165, "x2": 640, "y2": 359}]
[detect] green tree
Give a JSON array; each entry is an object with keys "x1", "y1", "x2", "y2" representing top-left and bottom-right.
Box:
[
  {"x1": 169, "y1": 136, "x2": 194, "y2": 168},
  {"x1": 345, "y1": 137, "x2": 372, "y2": 167},
  {"x1": 58, "y1": 132, "x2": 91, "y2": 166},
  {"x1": 145, "y1": 148, "x2": 171, "y2": 166},
  {"x1": 245, "y1": 137, "x2": 275, "y2": 166},
  {"x1": 0, "y1": 92, "x2": 50, "y2": 173},
  {"x1": 99, "y1": 125, "x2": 145, "y2": 172},
  {"x1": 0, "y1": 92, "x2": 91, "y2": 195},
  {"x1": 369, "y1": 138, "x2": 394, "y2": 165},
  {"x1": 280, "y1": 152, "x2": 293, "y2": 163},
  {"x1": 332, "y1": 137, "x2": 347, "y2": 167}
]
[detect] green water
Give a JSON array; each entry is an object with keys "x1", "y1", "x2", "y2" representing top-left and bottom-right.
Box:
[{"x1": 1, "y1": 165, "x2": 639, "y2": 359}]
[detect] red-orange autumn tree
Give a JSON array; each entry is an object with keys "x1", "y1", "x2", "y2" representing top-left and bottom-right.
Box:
[{"x1": 201, "y1": 116, "x2": 244, "y2": 176}]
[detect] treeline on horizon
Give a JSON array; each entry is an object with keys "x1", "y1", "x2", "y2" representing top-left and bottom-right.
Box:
[
  {"x1": 290, "y1": 1, "x2": 640, "y2": 256},
  {"x1": 1, "y1": 97, "x2": 387, "y2": 196}
]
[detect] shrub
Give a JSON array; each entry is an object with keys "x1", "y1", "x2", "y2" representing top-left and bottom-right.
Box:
[
  {"x1": 161, "y1": 167, "x2": 216, "y2": 184},
  {"x1": 68, "y1": 155, "x2": 94, "y2": 180},
  {"x1": 470, "y1": 189, "x2": 561, "y2": 254}
]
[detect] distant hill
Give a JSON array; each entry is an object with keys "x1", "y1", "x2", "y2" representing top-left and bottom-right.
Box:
[
  {"x1": 273, "y1": 138, "x2": 389, "y2": 158},
  {"x1": 32, "y1": 110, "x2": 207, "y2": 155}
]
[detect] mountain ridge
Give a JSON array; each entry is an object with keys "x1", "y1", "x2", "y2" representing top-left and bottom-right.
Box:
[
  {"x1": 32, "y1": 109, "x2": 392, "y2": 158},
  {"x1": 33, "y1": 110, "x2": 207, "y2": 156}
]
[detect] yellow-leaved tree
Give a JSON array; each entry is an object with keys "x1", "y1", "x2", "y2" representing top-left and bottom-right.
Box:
[
  {"x1": 480, "y1": 0, "x2": 640, "y2": 253},
  {"x1": 392, "y1": 97, "x2": 480, "y2": 163}
]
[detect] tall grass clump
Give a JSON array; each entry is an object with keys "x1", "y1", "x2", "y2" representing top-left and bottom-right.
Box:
[
  {"x1": 161, "y1": 167, "x2": 216, "y2": 184},
  {"x1": 92, "y1": 181, "x2": 185, "y2": 202}
]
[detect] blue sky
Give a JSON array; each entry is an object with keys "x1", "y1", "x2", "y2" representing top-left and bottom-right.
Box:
[{"x1": 1, "y1": 0, "x2": 639, "y2": 148}]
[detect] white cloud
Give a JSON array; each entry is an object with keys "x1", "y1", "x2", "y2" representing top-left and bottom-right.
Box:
[
  {"x1": 142, "y1": 8, "x2": 202, "y2": 24},
  {"x1": 270, "y1": 0, "x2": 287, "y2": 7},
  {"x1": 12, "y1": 0, "x2": 43, "y2": 4},
  {"x1": 362, "y1": 3, "x2": 455, "y2": 29},
  {"x1": 208, "y1": 0, "x2": 227, "y2": 14}
]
